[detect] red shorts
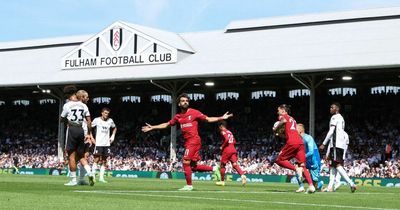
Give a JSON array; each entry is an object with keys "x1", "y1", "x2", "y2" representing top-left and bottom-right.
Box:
[
  {"x1": 277, "y1": 143, "x2": 306, "y2": 163},
  {"x1": 221, "y1": 152, "x2": 238, "y2": 164},
  {"x1": 183, "y1": 144, "x2": 201, "y2": 161}
]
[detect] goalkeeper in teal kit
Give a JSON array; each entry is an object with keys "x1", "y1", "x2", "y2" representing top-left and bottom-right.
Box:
[{"x1": 295, "y1": 124, "x2": 323, "y2": 192}]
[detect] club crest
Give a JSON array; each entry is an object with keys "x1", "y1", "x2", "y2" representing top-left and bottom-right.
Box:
[{"x1": 110, "y1": 28, "x2": 123, "y2": 51}]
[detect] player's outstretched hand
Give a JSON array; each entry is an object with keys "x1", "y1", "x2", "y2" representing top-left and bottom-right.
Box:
[
  {"x1": 142, "y1": 123, "x2": 153, "y2": 133},
  {"x1": 222, "y1": 111, "x2": 233, "y2": 120}
]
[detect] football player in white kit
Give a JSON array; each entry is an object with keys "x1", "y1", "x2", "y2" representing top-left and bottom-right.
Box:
[
  {"x1": 76, "y1": 90, "x2": 95, "y2": 185},
  {"x1": 91, "y1": 107, "x2": 117, "y2": 183},
  {"x1": 60, "y1": 86, "x2": 95, "y2": 186},
  {"x1": 319, "y1": 103, "x2": 356, "y2": 193}
]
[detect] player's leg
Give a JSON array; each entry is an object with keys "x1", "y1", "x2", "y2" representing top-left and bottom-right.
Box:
[
  {"x1": 99, "y1": 157, "x2": 107, "y2": 183},
  {"x1": 190, "y1": 145, "x2": 213, "y2": 172},
  {"x1": 99, "y1": 147, "x2": 111, "y2": 182},
  {"x1": 216, "y1": 151, "x2": 228, "y2": 185},
  {"x1": 295, "y1": 165, "x2": 305, "y2": 192},
  {"x1": 216, "y1": 162, "x2": 226, "y2": 186},
  {"x1": 334, "y1": 148, "x2": 356, "y2": 192},
  {"x1": 178, "y1": 146, "x2": 195, "y2": 191},
  {"x1": 325, "y1": 165, "x2": 337, "y2": 192},
  {"x1": 230, "y1": 153, "x2": 246, "y2": 186},
  {"x1": 65, "y1": 150, "x2": 78, "y2": 186},
  {"x1": 65, "y1": 127, "x2": 78, "y2": 186},
  {"x1": 77, "y1": 162, "x2": 88, "y2": 185},
  {"x1": 78, "y1": 146, "x2": 94, "y2": 186},
  {"x1": 188, "y1": 144, "x2": 220, "y2": 179},
  {"x1": 78, "y1": 145, "x2": 91, "y2": 185},
  {"x1": 179, "y1": 158, "x2": 193, "y2": 191},
  {"x1": 92, "y1": 146, "x2": 100, "y2": 179},
  {"x1": 275, "y1": 144, "x2": 297, "y2": 171},
  {"x1": 295, "y1": 145, "x2": 315, "y2": 193},
  {"x1": 336, "y1": 164, "x2": 356, "y2": 192},
  {"x1": 334, "y1": 172, "x2": 342, "y2": 191}
]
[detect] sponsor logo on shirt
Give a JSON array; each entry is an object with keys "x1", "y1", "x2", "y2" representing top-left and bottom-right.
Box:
[{"x1": 181, "y1": 123, "x2": 193, "y2": 128}]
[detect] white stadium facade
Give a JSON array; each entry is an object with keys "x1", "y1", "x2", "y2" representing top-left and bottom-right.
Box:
[{"x1": 1, "y1": 7, "x2": 399, "y2": 160}]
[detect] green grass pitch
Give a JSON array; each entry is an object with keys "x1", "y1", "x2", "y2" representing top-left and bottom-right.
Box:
[{"x1": 0, "y1": 174, "x2": 399, "y2": 210}]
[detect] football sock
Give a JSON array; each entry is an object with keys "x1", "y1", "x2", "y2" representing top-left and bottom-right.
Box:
[
  {"x1": 192, "y1": 164, "x2": 213, "y2": 172},
  {"x1": 183, "y1": 163, "x2": 192, "y2": 186},
  {"x1": 100, "y1": 165, "x2": 105, "y2": 180},
  {"x1": 335, "y1": 173, "x2": 342, "y2": 188},
  {"x1": 275, "y1": 160, "x2": 296, "y2": 171},
  {"x1": 233, "y1": 164, "x2": 244, "y2": 176},
  {"x1": 220, "y1": 167, "x2": 226, "y2": 181},
  {"x1": 337, "y1": 166, "x2": 355, "y2": 187},
  {"x1": 78, "y1": 163, "x2": 85, "y2": 180},
  {"x1": 328, "y1": 168, "x2": 337, "y2": 190},
  {"x1": 84, "y1": 164, "x2": 92, "y2": 176},
  {"x1": 70, "y1": 171, "x2": 77, "y2": 182},
  {"x1": 92, "y1": 163, "x2": 98, "y2": 176},
  {"x1": 296, "y1": 174, "x2": 304, "y2": 188},
  {"x1": 302, "y1": 166, "x2": 313, "y2": 185}
]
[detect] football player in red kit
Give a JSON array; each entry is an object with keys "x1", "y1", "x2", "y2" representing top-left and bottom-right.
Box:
[
  {"x1": 215, "y1": 121, "x2": 246, "y2": 186},
  {"x1": 273, "y1": 104, "x2": 316, "y2": 193},
  {"x1": 142, "y1": 93, "x2": 233, "y2": 191}
]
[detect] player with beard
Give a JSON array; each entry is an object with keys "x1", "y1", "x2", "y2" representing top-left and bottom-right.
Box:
[
  {"x1": 142, "y1": 93, "x2": 233, "y2": 191},
  {"x1": 273, "y1": 104, "x2": 315, "y2": 193}
]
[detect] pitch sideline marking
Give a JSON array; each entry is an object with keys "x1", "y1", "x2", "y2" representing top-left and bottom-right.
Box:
[{"x1": 75, "y1": 190, "x2": 399, "y2": 210}]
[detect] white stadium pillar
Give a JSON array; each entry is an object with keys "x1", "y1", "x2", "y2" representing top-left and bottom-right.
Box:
[{"x1": 290, "y1": 74, "x2": 325, "y2": 137}]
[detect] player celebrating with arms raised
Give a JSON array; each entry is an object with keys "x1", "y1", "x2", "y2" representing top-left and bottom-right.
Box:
[
  {"x1": 215, "y1": 121, "x2": 246, "y2": 186},
  {"x1": 142, "y1": 93, "x2": 232, "y2": 191},
  {"x1": 273, "y1": 104, "x2": 315, "y2": 193}
]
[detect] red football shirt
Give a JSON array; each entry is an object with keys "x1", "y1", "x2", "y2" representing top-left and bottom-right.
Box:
[
  {"x1": 169, "y1": 108, "x2": 207, "y2": 145},
  {"x1": 220, "y1": 128, "x2": 237, "y2": 154},
  {"x1": 278, "y1": 114, "x2": 303, "y2": 145}
]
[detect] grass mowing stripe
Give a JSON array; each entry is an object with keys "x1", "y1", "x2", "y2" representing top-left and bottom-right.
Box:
[
  {"x1": 75, "y1": 190, "x2": 399, "y2": 210},
  {"x1": 75, "y1": 190, "x2": 398, "y2": 195}
]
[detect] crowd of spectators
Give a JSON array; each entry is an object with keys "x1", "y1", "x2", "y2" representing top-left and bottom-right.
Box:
[{"x1": 0, "y1": 92, "x2": 399, "y2": 178}]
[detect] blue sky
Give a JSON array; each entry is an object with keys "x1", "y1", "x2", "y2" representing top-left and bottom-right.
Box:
[{"x1": 2, "y1": 0, "x2": 400, "y2": 42}]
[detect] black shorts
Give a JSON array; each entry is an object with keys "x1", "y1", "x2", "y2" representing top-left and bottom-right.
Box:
[
  {"x1": 65, "y1": 126, "x2": 85, "y2": 155},
  {"x1": 93, "y1": 146, "x2": 111, "y2": 157},
  {"x1": 329, "y1": 147, "x2": 344, "y2": 162}
]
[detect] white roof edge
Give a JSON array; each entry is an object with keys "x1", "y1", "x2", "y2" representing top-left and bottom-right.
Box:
[
  {"x1": 226, "y1": 6, "x2": 400, "y2": 31},
  {"x1": 0, "y1": 35, "x2": 92, "y2": 50},
  {"x1": 1, "y1": 64, "x2": 398, "y2": 88},
  {"x1": 119, "y1": 21, "x2": 195, "y2": 53}
]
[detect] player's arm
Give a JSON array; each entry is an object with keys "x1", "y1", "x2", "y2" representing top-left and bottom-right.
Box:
[
  {"x1": 142, "y1": 122, "x2": 171, "y2": 132},
  {"x1": 60, "y1": 104, "x2": 69, "y2": 124},
  {"x1": 273, "y1": 117, "x2": 286, "y2": 132},
  {"x1": 205, "y1": 111, "x2": 233, "y2": 123},
  {"x1": 85, "y1": 116, "x2": 95, "y2": 144},
  {"x1": 320, "y1": 125, "x2": 335, "y2": 150},
  {"x1": 60, "y1": 117, "x2": 68, "y2": 124},
  {"x1": 110, "y1": 126, "x2": 117, "y2": 143},
  {"x1": 305, "y1": 137, "x2": 314, "y2": 158}
]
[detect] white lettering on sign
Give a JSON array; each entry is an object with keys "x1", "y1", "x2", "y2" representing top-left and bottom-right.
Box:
[{"x1": 61, "y1": 21, "x2": 178, "y2": 70}]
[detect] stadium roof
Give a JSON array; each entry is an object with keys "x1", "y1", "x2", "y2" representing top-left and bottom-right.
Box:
[{"x1": 1, "y1": 7, "x2": 400, "y2": 87}]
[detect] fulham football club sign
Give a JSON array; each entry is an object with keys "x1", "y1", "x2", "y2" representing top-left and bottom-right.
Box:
[{"x1": 61, "y1": 21, "x2": 178, "y2": 70}]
